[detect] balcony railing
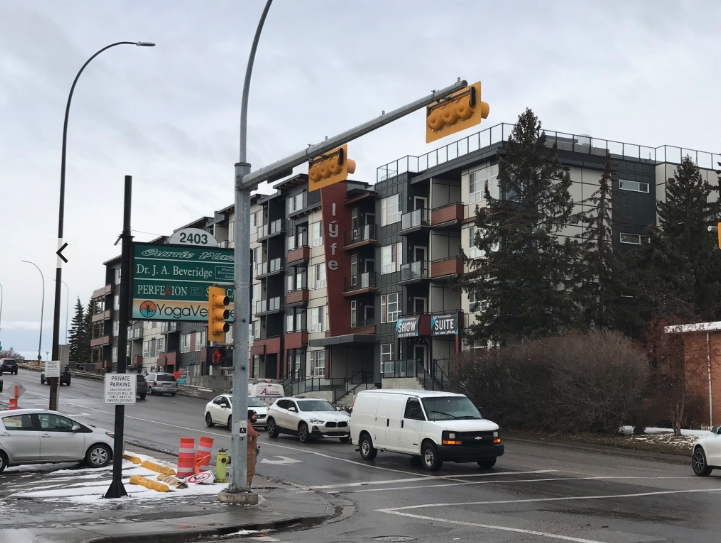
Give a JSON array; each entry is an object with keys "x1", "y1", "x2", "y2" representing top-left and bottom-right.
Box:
[
  {"x1": 400, "y1": 260, "x2": 430, "y2": 282},
  {"x1": 401, "y1": 208, "x2": 430, "y2": 231},
  {"x1": 344, "y1": 224, "x2": 378, "y2": 246},
  {"x1": 160, "y1": 322, "x2": 179, "y2": 333},
  {"x1": 344, "y1": 272, "x2": 377, "y2": 293},
  {"x1": 380, "y1": 359, "x2": 448, "y2": 391},
  {"x1": 256, "y1": 219, "x2": 286, "y2": 240},
  {"x1": 255, "y1": 297, "x2": 284, "y2": 314},
  {"x1": 287, "y1": 232, "x2": 308, "y2": 251},
  {"x1": 256, "y1": 257, "x2": 285, "y2": 277},
  {"x1": 351, "y1": 317, "x2": 376, "y2": 329}
]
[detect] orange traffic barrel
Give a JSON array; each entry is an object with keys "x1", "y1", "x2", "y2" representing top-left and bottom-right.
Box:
[
  {"x1": 177, "y1": 437, "x2": 196, "y2": 479},
  {"x1": 196, "y1": 436, "x2": 214, "y2": 471}
]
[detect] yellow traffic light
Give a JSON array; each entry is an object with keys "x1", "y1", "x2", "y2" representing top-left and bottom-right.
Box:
[
  {"x1": 208, "y1": 286, "x2": 230, "y2": 342},
  {"x1": 308, "y1": 145, "x2": 356, "y2": 192},
  {"x1": 426, "y1": 81, "x2": 489, "y2": 143}
]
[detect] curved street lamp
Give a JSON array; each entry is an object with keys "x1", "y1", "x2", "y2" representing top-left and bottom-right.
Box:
[
  {"x1": 51, "y1": 41, "x2": 155, "y2": 370},
  {"x1": 22, "y1": 260, "x2": 45, "y2": 361}
]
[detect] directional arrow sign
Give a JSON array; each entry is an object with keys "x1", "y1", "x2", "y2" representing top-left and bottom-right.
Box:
[
  {"x1": 56, "y1": 242, "x2": 68, "y2": 263},
  {"x1": 260, "y1": 456, "x2": 302, "y2": 465}
]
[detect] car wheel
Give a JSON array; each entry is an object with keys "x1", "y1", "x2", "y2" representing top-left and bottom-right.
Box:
[
  {"x1": 227, "y1": 416, "x2": 232, "y2": 429},
  {"x1": 267, "y1": 418, "x2": 279, "y2": 438},
  {"x1": 139, "y1": 394, "x2": 146, "y2": 400},
  {"x1": 692, "y1": 447, "x2": 713, "y2": 476},
  {"x1": 0, "y1": 451, "x2": 7, "y2": 473},
  {"x1": 421, "y1": 441, "x2": 443, "y2": 471},
  {"x1": 359, "y1": 433, "x2": 377, "y2": 461},
  {"x1": 41, "y1": 376, "x2": 45, "y2": 385},
  {"x1": 205, "y1": 412, "x2": 215, "y2": 427},
  {"x1": 339, "y1": 436, "x2": 350, "y2": 443},
  {"x1": 298, "y1": 422, "x2": 310, "y2": 443},
  {"x1": 477, "y1": 458, "x2": 497, "y2": 469},
  {"x1": 86, "y1": 444, "x2": 112, "y2": 468}
]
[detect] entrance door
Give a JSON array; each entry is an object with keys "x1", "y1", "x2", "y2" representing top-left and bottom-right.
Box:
[
  {"x1": 413, "y1": 297, "x2": 428, "y2": 314},
  {"x1": 413, "y1": 345, "x2": 427, "y2": 371},
  {"x1": 364, "y1": 259, "x2": 375, "y2": 273},
  {"x1": 413, "y1": 196, "x2": 427, "y2": 211}
]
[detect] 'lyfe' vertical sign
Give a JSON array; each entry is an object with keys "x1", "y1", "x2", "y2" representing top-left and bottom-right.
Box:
[{"x1": 320, "y1": 183, "x2": 352, "y2": 338}]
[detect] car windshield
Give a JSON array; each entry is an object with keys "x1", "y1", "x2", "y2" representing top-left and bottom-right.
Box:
[
  {"x1": 248, "y1": 397, "x2": 265, "y2": 407},
  {"x1": 297, "y1": 400, "x2": 336, "y2": 412},
  {"x1": 421, "y1": 396, "x2": 481, "y2": 421},
  {"x1": 157, "y1": 375, "x2": 176, "y2": 382}
]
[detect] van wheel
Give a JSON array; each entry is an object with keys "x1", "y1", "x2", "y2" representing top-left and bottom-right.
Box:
[
  {"x1": 359, "y1": 433, "x2": 377, "y2": 460},
  {"x1": 477, "y1": 458, "x2": 497, "y2": 469},
  {"x1": 421, "y1": 441, "x2": 443, "y2": 471}
]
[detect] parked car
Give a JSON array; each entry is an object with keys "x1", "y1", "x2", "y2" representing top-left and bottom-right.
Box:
[
  {"x1": 0, "y1": 409, "x2": 114, "y2": 473},
  {"x1": 692, "y1": 426, "x2": 721, "y2": 476},
  {"x1": 145, "y1": 372, "x2": 177, "y2": 396},
  {"x1": 350, "y1": 389, "x2": 504, "y2": 471},
  {"x1": 0, "y1": 358, "x2": 18, "y2": 375},
  {"x1": 266, "y1": 397, "x2": 350, "y2": 443},
  {"x1": 136, "y1": 374, "x2": 147, "y2": 400},
  {"x1": 41, "y1": 366, "x2": 71, "y2": 386},
  {"x1": 204, "y1": 395, "x2": 268, "y2": 429}
]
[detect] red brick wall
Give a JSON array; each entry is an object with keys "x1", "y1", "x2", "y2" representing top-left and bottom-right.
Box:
[
  {"x1": 431, "y1": 204, "x2": 463, "y2": 226},
  {"x1": 431, "y1": 257, "x2": 463, "y2": 278},
  {"x1": 287, "y1": 246, "x2": 310, "y2": 264},
  {"x1": 321, "y1": 183, "x2": 352, "y2": 336},
  {"x1": 286, "y1": 289, "x2": 309, "y2": 305}
]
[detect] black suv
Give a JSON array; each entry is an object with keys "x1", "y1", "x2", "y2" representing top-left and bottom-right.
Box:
[
  {"x1": 0, "y1": 358, "x2": 18, "y2": 375},
  {"x1": 41, "y1": 366, "x2": 71, "y2": 386},
  {"x1": 137, "y1": 374, "x2": 148, "y2": 400}
]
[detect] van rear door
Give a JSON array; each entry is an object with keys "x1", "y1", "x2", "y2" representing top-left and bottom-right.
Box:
[{"x1": 375, "y1": 394, "x2": 406, "y2": 451}]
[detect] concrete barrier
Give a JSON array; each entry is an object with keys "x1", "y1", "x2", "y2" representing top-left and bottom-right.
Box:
[
  {"x1": 129, "y1": 475, "x2": 170, "y2": 492},
  {"x1": 140, "y1": 459, "x2": 176, "y2": 476}
]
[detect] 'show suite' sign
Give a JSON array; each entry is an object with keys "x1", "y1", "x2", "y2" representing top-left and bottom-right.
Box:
[
  {"x1": 395, "y1": 316, "x2": 420, "y2": 338},
  {"x1": 431, "y1": 312, "x2": 460, "y2": 335}
]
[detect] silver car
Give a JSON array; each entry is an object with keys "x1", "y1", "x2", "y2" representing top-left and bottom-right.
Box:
[
  {"x1": 0, "y1": 409, "x2": 114, "y2": 473},
  {"x1": 145, "y1": 372, "x2": 178, "y2": 396}
]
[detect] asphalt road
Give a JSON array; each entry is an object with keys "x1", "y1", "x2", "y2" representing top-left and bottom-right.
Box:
[{"x1": 3, "y1": 370, "x2": 720, "y2": 543}]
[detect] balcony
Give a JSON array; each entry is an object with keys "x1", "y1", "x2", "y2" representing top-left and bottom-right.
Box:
[
  {"x1": 92, "y1": 284, "x2": 113, "y2": 299},
  {"x1": 400, "y1": 208, "x2": 430, "y2": 234},
  {"x1": 255, "y1": 297, "x2": 284, "y2": 315},
  {"x1": 91, "y1": 309, "x2": 113, "y2": 323},
  {"x1": 343, "y1": 272, "x2": 378, "y2": 296},
  {"x1": 160, "y1": 322, "x2": 179, "y2": 333},
  {"x1": 287, "y1": 245, "x2": 311, "y2": 265},
  {"x1": 351, "y1": 317, "x2": 376, "y2": 334},
  {"x1": 344, "y1": 224, "x2": 378, "y2": 250},
  {"x1": 431, "y1": 256, "x2": 464, "y2": 279},
  {"x1": 286, "y1": 288, "x2": 309, "y2": 306},
  {"x1": 250, "y1": 335, "x2": 282, "y2": 356},
  {"x1": 256, "y1": 219, "x2": 286, "y2": 241},
  {"x1": 431, "y1": 202, "x2": 465, "y2": 229},
  {"x1": 284, "y1": 330, "x2": 309, "y2": 349},
  {"x1": 399, "y1": 261, "x2": 430, "y2": 284},
  {"x1": 90, "y1": 335, "x2": 112, "y2": 347},
  {"x1": 256, "y1": 257, "x2": 285, "y2": 278}
]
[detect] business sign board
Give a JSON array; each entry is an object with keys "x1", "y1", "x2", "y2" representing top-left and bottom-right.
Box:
[
  {"x1": 132, "y1": 243, "x2": 234, "y2": 322},
  {"x1": 395, "y1": 316, "x2": 420, "y2": 338},
  {"x1": 44, "y1": 360, "x2": 60, "y2": 378},
  {"x1": 104, "y1": 373, "x2": 137, "y2": 405},
  {"x1": 431, "y1": 312, "x2": 460, "y2": 336}
]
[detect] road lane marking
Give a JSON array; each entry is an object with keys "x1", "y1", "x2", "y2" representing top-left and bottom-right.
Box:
[
  {"x1": 357, "y1": 475, "x2": 696, "y2": 494},
  {"x1": 311, "y1": 469, "x2": 557, "y2": 489},
  {"x1": 378, "y1": 511, "x2": 608, "y2": 543},
  {"x1": 379, "y1": 486, "x2": 721, "y2": 512}
]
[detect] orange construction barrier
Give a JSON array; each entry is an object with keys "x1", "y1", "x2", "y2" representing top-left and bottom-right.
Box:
[
  {"x1": 177, "y1": 437, "x2": 196, "y2": 479},
  {"x1": 196, "y1": 436, "x2": 214, "y2": 471},
  {"x1": 8, "y1": 398, "x2": 17, "y2": 410}
]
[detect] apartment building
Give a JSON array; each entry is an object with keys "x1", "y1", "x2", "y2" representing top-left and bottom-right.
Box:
[{"x1": 92, "y1": 122, "x2": 720, "y2": 402}]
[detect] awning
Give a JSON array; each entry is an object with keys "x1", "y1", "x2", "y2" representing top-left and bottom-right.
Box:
[{"x1": 309, "y1": 334, "x2": 377, "y2": 348}]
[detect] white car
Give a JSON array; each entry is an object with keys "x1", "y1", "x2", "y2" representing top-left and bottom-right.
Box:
[
  {"x1": 204, "y1": 395, "x2": 268, "y2": 429},
  {"x1": 266, "y1": 397, "x2": 350, "y2": 443},
  {"x1": 692, "y1": 426, "x2": 721, "y2": 476},
  {"x1": 0, "y1": 409, "x2": 114, "y2": 473}
]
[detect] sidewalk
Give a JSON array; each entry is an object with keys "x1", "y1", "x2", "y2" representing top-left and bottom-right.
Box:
[{"x1": 0, "y1": 445, "x2": 338, "y2": 543}]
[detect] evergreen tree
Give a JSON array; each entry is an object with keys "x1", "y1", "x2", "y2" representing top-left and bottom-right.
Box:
[
  {"x1": 68, "y1": 297, "x2": 85, "y2": 363},
  {"x1": 654, "y1": 156, "x2": 721, "y2": 320},
  {"x1": 457, "y1": 108, "x2": 580, "y2": 346},
  {"x1": 79, "y1": 299, "x2": 94, "y2": 364},
  {"x1": 574, "y1": 154, "x2": 627, "y2": 329}
]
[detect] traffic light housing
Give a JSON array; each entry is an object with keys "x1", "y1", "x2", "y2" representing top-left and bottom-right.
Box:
[
  {"x1": 208, "y1": 286, "x2": 230, "y2": 342},
  {"x1": 308, "y1": 145, "x2": 356, "y2": 192},
  {"x1": 426, "y1": 81, "x2": 489, "y2": 143}
]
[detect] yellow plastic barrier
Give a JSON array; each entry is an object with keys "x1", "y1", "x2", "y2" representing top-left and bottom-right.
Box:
[
  {"x1": 129, "y1": 475, "x2": 170, "y2": 492},
  {"x1": 140, "y1": 459, "x2": 176, "y2": 476},
  {"x1": 123, "y1": 453, "x2": 143, "y2": 465}
]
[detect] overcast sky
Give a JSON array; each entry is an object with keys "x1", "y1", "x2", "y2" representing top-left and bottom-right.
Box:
[{"x1": 1, "y1": 0, "x2": 719, "y2": 359}]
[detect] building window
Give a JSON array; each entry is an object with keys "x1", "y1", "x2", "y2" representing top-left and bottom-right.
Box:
[
  {"x1": 381, "y1": 243, "x2": 402, "y2": 274},
  {"x1": 143, "y1": 341, "x2": 149, "y2": 357},
  {"x1": 311, "y1": 350, "x2": 325, "y2": 377},
  {"x1": 469, "y1": 171, "x2": 484, "y2": 204},
  {"x1": 252, "y1": 247, "x2": 262, "y2": 265},
  {"x1": 310, "y1": 221, "x2": 323, "y2": 247},
  {"x1": 309, "y1": 263, "x2": 326, "y2": 290},
  {"x1": 252, "y1": 283, "x2": 261, "y2": 301},
  {"x1": 194, "y1": 331, "x2": 203, "y2": 351},
  {"x1": 180, "y1": 333, "x2": 191, "y2": 353},
  {"x1": 468, "y1": 291, "x2": 488, "y2": 313},
  {"x1": 381, "y1": 194, "x2": 401, "y2": 226},
  {"x1": 157, "y1": 337, "x2": 165, "y2": 354},
  {"x1": 310, "y1": 306, "x2": 327, "y2": 333},
  {"x1": 114, "y1": 294, "x2": 119, "y2": 311},
  {"x1": 467, "y1": 226, "x2": 483, "y2": 258},
  {"x1": 253, "y1": 355, "x2": 260, "y2": 378},
  {"x1": 112, "y1": 347, "x2": 118, "y2": 363},
  {"x1": 381, "y1": 344, "x2": 393, "y2": 373},
  {"x1": 113, "y1": 321, "x2": 119, "y2": 337},
  {"x1": 289, "y1": 192, "x2": 305, "y2": 213},
  {"x1": 115, "y1": 268, "x2": 121, "y2": 285},
  {"x1": 252, "y1": 321, "x2": 260, "y2": 340},
  {"x1": 229, "y1": 221, "x2": 235, "y2": 242},
  {"x1": 619, "y1": 179, "x2": 649, "y2": 193},
  {"x1": 381, "y1": 293, "x2": 400, "y2": 323},
  {"x1": 351, "y1": 300, "x2": 357, "y2": 328},
  {"x1": 620, "y1": 232, "x2": 647, "y2": 245}
]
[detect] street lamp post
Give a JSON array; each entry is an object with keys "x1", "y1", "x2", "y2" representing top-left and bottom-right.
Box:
[
  {"x1": 50, "y1": 41, "x2": 155, "y2": 410},
  {"x1": 21, "y1": 261, "x2": 45, "y2": 362}
]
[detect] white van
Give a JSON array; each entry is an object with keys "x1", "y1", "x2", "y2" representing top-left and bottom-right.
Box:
[
  {"x1": 350, "y1": 389, "x2": 503, "y2": 471},
  {"x1": 248, "y1": 381, "x2": 285, "y2": 406}
]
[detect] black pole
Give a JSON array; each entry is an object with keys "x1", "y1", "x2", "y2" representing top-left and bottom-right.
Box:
[{"x1": 105, "y1": 175, "x2": 133, "y2": 499}]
